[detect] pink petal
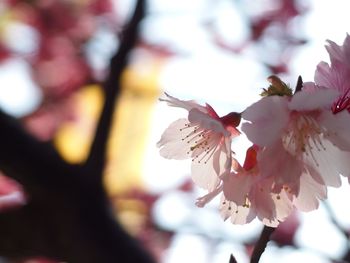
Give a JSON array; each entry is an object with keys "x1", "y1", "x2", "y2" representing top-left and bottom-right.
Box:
[
  {"x1": 159, "y1": 93, "x2": 208, "y2": 113},
  {"x1": 319, "y1": 110, "x2": 350, "y2": 151},
  {"x1": 219, "y1": 196, "x2": 255, "y2": 225},
  {"x1": 191, "y1": 141, "x2": 228, "y2": 191},
  {"x1": 223, "y1": 172, "x2": 254, "y2": 206},
  {"x1": 0, "y1": 191, "x2": 26, "y2": 210},
  {"x1": 325, "y1": 35, "x2": 350, "y2": 67},
  {"x1": 261, "y1": 218, "x2": 279, "y2": 227},
  {"x1": 258, "y1": 141, "x2": 303, "y2": 194},
  {"x1": 251, "y1": 180, "x2": 276, "y2": 222},
  {"x1": 301, "y1": 82, "x2": 318, "y2": 92},
  {"x1": 315, "y1": 62, "x2": 335, "y2": 89},
  {"x1": 242, "y1": 96, "x2": 289, "y2": 147},
  {"x1": 342, "y1": 34, "x2": 350, "y2": 65},
  {"x1": 214, "y1": 138, "x2": 232, "y2": 177},
  {"x1": 272, "y1": 190, "x2": 293, "y2": 222},
  {"x1": 289, "y1": 88, "x2": 339, "y2": 111},
  {"x1": 303, "y1": 138, "x2": 350, "y2": 187},
  {"x1": 325, "y1": 40, "x2": 344, "y2": 63},
  {"x1": 157, "y1": 118, "x2": 199, "y2": 160},
  {"x1": 293, "y1": 171, "x2": 327, "y2": 212},
  {"x1": 230, "y1": 205, "x2": 256, "y2": 225},
  {"x1": 315, "y1": 62, "x2": 350, "y2": 94},
  {"x1": 252, "y1": 184, "x2": 292, "y2": 227},
  {"x1": 188, "y1": 109, "x2": 229, "y2": 136},
  {"x1": 195, "y1": 184, "x2": 223, "y2": 207}
]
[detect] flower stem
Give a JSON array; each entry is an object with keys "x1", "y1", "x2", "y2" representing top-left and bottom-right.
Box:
[{"x1": 250, "y1": 226, "x2": 276, "y2": 263}]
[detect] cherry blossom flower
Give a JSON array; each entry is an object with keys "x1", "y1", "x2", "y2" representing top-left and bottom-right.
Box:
[
  {"x1": 157, "y1": 93, "x2": 241, "y2": 192},
  {"x1": 221, "y1": 143, "x2": 327, "y2": 227},
  {"x1": 221, "y1": 146, "x2": 293, "y2": 227},
  {"x1": 314, "y1": 35, "x2": 350, "y2": 113},
  {"x1": 242, "y1": 85, "x2": 350, "y2": 194}
]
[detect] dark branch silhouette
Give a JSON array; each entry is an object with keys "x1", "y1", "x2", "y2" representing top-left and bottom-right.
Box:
[
  {"x1": 250, "y1": 226, "x2": 275, "y2": 263},
  {"x1": 85, "y1": 0, "x2": 145, "y2": 180},
  {"x1": 0, "y1": 0, "x2": 156, "y2": 262}
]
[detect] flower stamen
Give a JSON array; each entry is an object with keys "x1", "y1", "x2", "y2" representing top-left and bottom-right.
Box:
[
  {"x1": 332, "y1": 86, "x2": 350, "y2": 114},
  {"x1": 283, "y1": 114, "x2": 327, "y2": 167}
]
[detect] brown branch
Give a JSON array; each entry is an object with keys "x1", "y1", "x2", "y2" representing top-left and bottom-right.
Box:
[
  {"x1": 0, "y1": 176, "x2": 156, "y2": 262},
  {"x1": 85, "y1": 0, "x2": 145, "y2": 181},
  {"x1": 250, "y1": 226, "x2": 276, "y2": 263},
  {"x1": 0, "y1": 109, "x2": 74, "y2": 188}
]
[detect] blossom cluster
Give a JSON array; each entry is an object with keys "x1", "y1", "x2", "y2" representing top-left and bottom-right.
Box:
[{"x1": 157, "y1": 35, "x2": 350, "y2": 227}]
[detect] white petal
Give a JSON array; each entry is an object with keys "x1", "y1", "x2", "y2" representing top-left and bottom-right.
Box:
[
  {"x1": 261, "y1": 218, "x2": 279, "y2": 227},
  {"x1": 304, "y1": 138, "x2": 350, "y2": 187},
  {"x1": 251, "y1": 181, "x2": 276, "y2": 222},
  {"x1": 223, "y1": 172, "x2": 254, "y2": 206},
  {"x1": 191, "y1": 141, "x2": 228, "y2": 191},
  {"x1": 289, "y1": 88, "x2": 339, "y2": 111},
  {"x1": 325, "y1": 39, "x2": 345, "y2": 63},
  {"x1": 258, "y1": 141, "x2": 303, "y2": 193},
  {"x1": 315, "y1": 62, "x2": 350, "y2": 94},
  {"x1": 314, "y1": 62, "x2": 335, "y2": 89},
  {"x1": 195, "y1": 184, "x2": 223, "y2": 207},
  {"x1": 159, "y1": 92, "x2": 207, "y2": 113},
  {"x1": 242, "y1": 96, "x2": 289, "y2": 147},
  {"x1": 293, "y1": 170, "x2": 327, "y2": 212},
  {"x1": 219, "y1": 197, "x2": 256, "y2": 225},
  {"x1": 215, "y1": 137, "x2": 232, "y2": 177},
  {"x1": 219, "y1": 196, "x2": 233, "y2": 221},
  {"x1": 301, "y1": 81, "x2": 318, "y2": 92},
  {"x1": 319, "y1": 110, "x2": 350, "y2": 151},
  {"x1": 230, "y1": 205, "x2": 256, "y2": 225},
  {"x1": 272, "y1": 190, "x2": 293, "y2": 222},
  {"x1": 304, "y1": 147, "x2": 341, "y2": 188},
  {"x1": 157, "y1": 118, "x2": 201, "y2": 160},
  {"x1": 188, "y1": 108, "x2": 229, "y2": 136}
]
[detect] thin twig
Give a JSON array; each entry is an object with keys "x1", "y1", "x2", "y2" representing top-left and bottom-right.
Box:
[
  {"x1": 250, "y1": 226, "x2": 276, "y2": 263},
  {"x1": 85, "y1": 0, "x2": 145, "y2": 181},
  {"x1": 0, "y1": 109, "x2": 71, "y2": 187}
]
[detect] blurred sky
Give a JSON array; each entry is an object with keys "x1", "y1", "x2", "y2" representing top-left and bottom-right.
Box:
[{"x1": 1, "y1": 0, "x2": 350, "y2": 262}]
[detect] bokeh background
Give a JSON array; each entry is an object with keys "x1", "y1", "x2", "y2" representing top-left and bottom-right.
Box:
[{"x1": 0, "y1": 0, "x2": 350, "y2": 262}]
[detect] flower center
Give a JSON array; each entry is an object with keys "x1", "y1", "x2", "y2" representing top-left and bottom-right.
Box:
[
  {"x1": 282, "y1": 114, "x2": 326, "y2": 166},
  {"x1": 179, "y1": 123, "x2": 220, "y2": 164},
  {"x1": 220, "y1": 112, "x2": 241, "y2": 128}
]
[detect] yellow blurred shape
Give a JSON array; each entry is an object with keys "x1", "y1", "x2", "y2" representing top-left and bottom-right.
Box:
[
  {"x1": 104, "y1": 60, "x2": 161, "y2": 194},
  {"x1": 54, "y1": 85, "x2": 104, "y2": 163},
  {"x1": 114, "y1": 198, "x2": 148, "y2": 236},
  {"x1": 55, "y1": 55, "x2": 163, "y2": 196}
]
